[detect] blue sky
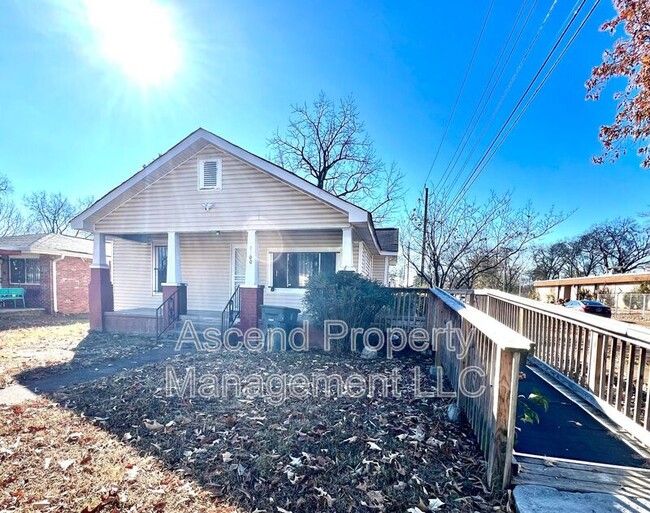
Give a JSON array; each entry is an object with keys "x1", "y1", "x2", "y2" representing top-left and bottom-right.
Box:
[{"x1": 0, "y1": 0, "x2": 647, "y2": 240}]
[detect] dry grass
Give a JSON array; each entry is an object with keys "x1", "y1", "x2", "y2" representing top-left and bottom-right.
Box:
[
  {"x1": 0, "y1": 314, "x2": 510, "y2": 512},
  {"x1": 0, "y1": 400, "x2": 227, "y2": 512},
  {"x1": 0, "y1": 312, "x2": 162, "y2": 389}
]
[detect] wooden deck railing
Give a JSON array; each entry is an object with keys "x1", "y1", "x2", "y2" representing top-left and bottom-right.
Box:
[
  {"x1": 468, "y1": 289, "x2": 650, "y2": 445},
  {"x1": 428, "y1": 288, "x2": 532, "y2": 489},
  {"x1": 377, "y1": 288, "x2": 429, "y2": 331}
]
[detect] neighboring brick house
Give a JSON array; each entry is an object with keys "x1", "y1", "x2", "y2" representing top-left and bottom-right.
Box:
[{"x1": 0, "y1": 234, "x2": 94, "y2": 314}]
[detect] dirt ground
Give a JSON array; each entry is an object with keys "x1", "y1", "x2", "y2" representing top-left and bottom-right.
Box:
[
  {"x1": 0, "y1": 312, "x2": 162, "y2": 388},
  {"x1": 0, "y1": 314, "x2": 511, "y2": 512}
]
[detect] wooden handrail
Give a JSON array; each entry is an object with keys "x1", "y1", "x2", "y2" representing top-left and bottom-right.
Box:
[
  {"x1": 428, "y1": 287, "x2": 531, "y2": 490},
  {"x1": 474, "y1": 289, "x2": 650, "y2": 346},
  {"x1": 432, "y1": 288, "x2": 532, "y2": 352},
  {"x1": 470, "y1": 288, "x2": 650, "y2": 444}
]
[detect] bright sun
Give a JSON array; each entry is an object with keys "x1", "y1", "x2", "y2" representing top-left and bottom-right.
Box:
[{"x1": 83, "y1": 0, "x2": 181, "y2": 87}]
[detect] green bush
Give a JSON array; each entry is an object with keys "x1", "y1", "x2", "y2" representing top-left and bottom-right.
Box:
[
  {"x1": 623, "y1": 282, "x2": 650, "y2": 309},
  {"x1": 303, "y1": 271, "x2": 393, "y2": 352}
]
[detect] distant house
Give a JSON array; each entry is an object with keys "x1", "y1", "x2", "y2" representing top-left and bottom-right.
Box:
[
  {"x1": 71, "y1": 128, "x2": 399, "y2": 334},
  {"x1": 534, "y1": 271, "x2": 650, "y2": 304},
  {"x1": 0, "y1": 233, "x2": 93, "y2": 314}
]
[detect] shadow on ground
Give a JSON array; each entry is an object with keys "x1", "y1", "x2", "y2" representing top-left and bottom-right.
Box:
[{"x1": 10, "y1": 321, "x2": 506, "y2": 512}]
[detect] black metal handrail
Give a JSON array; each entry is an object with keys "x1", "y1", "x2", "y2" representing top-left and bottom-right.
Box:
[
  {"x1": 221, "y1": 285, "x2": 241, "y2": 330},
  {"x1": 156, "y1": 288, "x2": 179, "y2": 339}
]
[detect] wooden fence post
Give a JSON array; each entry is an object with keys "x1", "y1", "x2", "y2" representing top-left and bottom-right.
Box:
[
  {"x1": 588, "y1": 331, "x2": 604, "y2": 394},
  {"x1": 488, "y1": 349, "x2": 520, "y2": 489}
]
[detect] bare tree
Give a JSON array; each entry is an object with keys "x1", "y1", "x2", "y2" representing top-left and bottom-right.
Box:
[
  {"x1": 24, "y1": 191, "x2": 93, "y2": 235},
  {"x1": 529, "y1": 243, "x2": 567, "y2": 281},
  {"x1": 562, "y1": 235, "x2": 605, "y2": 277},
  {"x1": 406, "y1": 191, "x2": 567, "y2": 289},
  {"x1": 0, "y1": 174, "x2": 30, "y2": 236},
  {"x1": 589, "y1": 218, "x2": 650, "y2": 273},
  {"x1": 269, "y1": 92, "x2": 404, "y2": 223}
]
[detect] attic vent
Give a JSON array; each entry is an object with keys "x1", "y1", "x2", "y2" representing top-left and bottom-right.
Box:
[{"x1": 198, "y1": 158, "x2": 222, "y2": 190}]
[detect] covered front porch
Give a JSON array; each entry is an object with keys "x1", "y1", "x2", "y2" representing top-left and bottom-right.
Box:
[{"x1": 89, "y1": 225, "x2": 383, "y2": 335}]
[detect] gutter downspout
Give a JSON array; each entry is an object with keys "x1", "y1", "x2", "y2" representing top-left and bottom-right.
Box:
[{"x1": 52, "y1": 255, "x2": 65, "y2": 313}]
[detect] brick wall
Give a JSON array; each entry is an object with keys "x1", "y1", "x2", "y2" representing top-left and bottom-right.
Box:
[
  {"x1": 0, "y1": 255, "x2": 49, "y2": 310},
  {"x1": 0, "y1": 256, "x2": 7, "y2": 287},
  {"x1": 0, "y1": 254, "x2": 90, "y2": 313},
  {"x1": 55, "y1": 256, "x2": 91, "y2": 314}
]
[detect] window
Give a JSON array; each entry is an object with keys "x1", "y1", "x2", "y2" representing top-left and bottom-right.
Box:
[
  {"x1": 198, "y1": 158, "x2": 222, "y2": 190},
  {"x1": 153, "y1": 245, "x2": 167, "y2": 293},
  {"x1": 272, "y1": 252, "x2": 336, "y2": 288},
  {"x1": 9, "y1": 258, "x2": 40, "y2": 285}
]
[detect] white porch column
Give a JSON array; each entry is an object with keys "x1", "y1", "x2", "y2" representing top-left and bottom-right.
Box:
[
  {"x1": 244, "y1": 229, "x2": 259, "y2": 286},
  {"x1": 341, "y1": 227, "x2": 355, "y2": 271},
  {"x1": 165, "y1": 231, "x2": 182, "y2": 284},
  {"x1": 92, "y1": 233, "x2": 108, "y2": 268}
]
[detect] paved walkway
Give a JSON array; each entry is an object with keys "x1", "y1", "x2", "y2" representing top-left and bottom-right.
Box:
[{"x1": 0, "y1": 342, "x2": 190, "y2": 404}]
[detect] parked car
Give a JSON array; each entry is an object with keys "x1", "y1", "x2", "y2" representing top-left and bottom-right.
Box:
[{"x1": 563, "y1": 300, "x2": 612, "y2": 318}]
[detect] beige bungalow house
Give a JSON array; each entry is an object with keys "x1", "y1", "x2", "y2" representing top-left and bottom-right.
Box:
[{"x1": 71, "y1": 128, "x2": 399, "y2": 334}]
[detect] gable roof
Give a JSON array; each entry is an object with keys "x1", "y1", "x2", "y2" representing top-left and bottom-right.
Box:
[
  {"x1": 0, "y1": 233, "x2": 93, "y2": 257},
  {"x1": 71, "y1": 128, "x2": 398, "y2": 255}
]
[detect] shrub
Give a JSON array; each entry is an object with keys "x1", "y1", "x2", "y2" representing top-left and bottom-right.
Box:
[
  {"x1": 623, "y1": 282, "x2": 650, "y2": 309},
  {"x1": 303, "y1": 271, "x2": 393, "y2": 352}
]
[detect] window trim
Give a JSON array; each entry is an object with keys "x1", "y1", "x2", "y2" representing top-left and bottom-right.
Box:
[
  {"x1": 197, "y1": 157, "x2": 223, "y2": 191},
  {"x1": 9, "y1": 256, "x2": 41, "y2": 286},
  {"x1": 269, "y1": 250, "x2": 339, "y2": 289}
]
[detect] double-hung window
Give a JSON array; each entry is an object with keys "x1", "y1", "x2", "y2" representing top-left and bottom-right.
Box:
[
  {"x1": 272, "y1": 252, "x2": 336, "y2": 288},
  {"x1": 9, "y1": 257, "x2": 40, "y2": 285}
]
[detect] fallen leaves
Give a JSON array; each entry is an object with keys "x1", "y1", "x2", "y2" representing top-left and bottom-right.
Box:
[{"x1": 3, "y1": 350, "x2": 509, "y2": 512}]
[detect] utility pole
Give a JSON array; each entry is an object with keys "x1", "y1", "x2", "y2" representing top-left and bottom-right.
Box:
[
  {"x1": 405, "y1": 242, "x2": 411, "y2": 286},
  {"x1": 420, "y1": 186, "x2": 429, "y2": 286}
]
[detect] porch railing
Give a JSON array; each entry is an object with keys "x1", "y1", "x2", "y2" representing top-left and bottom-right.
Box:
[
  {"x1": 222, "y1": 285, "x2": 241, "y2": 330},
  {"x1": 377, "y1": 287, "x2": 429, "y2": 331},
  {"x1": 472, "y1": 289, "x2": 650, "y2": 446},
  {"x1": 156, "y1": 289, "x2": 179, "y2": 339},
  {"x1": 428, "y1": 288, "x2": 532, "y2": 489}
]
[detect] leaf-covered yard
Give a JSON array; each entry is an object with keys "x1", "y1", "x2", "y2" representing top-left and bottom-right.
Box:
[
  {"x1": 0, "y1": 312, "x2": 162, "y2": 388},
  {"x1": 0, "y1": 314, "x2": 511, "y2": 512}
]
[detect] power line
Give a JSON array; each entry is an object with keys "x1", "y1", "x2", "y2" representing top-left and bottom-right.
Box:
[
  {"x1": 445, "y1": 0, "x2": 560, "y2": 196},
  {"x1": 451, "y1": 0, "x2": 602, "y2": 201},
  {"x1": 446, "y1": 0, "x2": 595, "y2": 213},
  {"x1": 436, "y1": 0, "x2": 535, "y2": 195},
  {"x1": 422, "y1": 0, "x2": 496, "y2": 186}
]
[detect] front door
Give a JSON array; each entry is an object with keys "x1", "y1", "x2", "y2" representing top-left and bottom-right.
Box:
[{"x1": 233, "y1": 246, "x2": 246, "y2": 292}]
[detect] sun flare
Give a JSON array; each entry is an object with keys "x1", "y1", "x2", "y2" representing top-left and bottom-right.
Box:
[{"x1": 83, "y1": 0, "x2": 181, "y2": 87}]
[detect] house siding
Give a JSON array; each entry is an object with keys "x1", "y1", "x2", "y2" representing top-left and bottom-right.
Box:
[
  {"x1": 112, "y1": 238, "x2": 163, "y2": 311},
  {"x1": 372, "y1": 256, "x2": 387, "y2": 284},
  {"x1": 94, "y1": 145, "x2": 349, "y2": 233},
  {"x1": 111, "y1": 229, "x2": 349, "y2": 314}
]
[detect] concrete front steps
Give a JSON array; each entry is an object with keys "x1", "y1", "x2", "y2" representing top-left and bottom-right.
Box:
[{"x1": 161, "y1": 312, "x2": 228, "y2": 345}]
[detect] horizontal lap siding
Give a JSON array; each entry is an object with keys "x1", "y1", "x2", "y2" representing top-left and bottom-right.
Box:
[
  {"x1": 372, "y1": 256, "x2": 387, "y2": 284},
  {"x1": 95, "y1": 145, "x2": 349, "y2": 233},
  {"x1": 112, "y1": 238, "x2": 162, "y2": 311},
  {"x1": 181, "y1": 232, "x2": 245, "y2": 311}
]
